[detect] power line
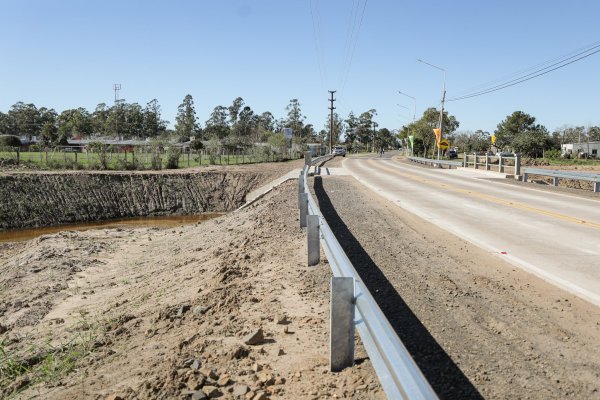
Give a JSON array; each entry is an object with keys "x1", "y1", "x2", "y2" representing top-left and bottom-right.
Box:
[
  {"x1": 340, "y1": 0, "x2": 368, "y2": 98},
  {"x1": 454, "y1": 40, "x2": 600, "y2": 97},
  {"x1": 448, "y1": 43, "x2": 600, "y2": 102}
]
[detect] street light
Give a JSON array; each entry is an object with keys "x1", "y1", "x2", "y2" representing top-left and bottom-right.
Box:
[
  {"x1": 417, "y1": 59, "x2": 446, "y2": 160},
  {"x1": 396, "y1": 104, "x2": 411, "y2": 156},
  {"x1": 397, "y1": 91, "x2": 416, "y2": 123}
]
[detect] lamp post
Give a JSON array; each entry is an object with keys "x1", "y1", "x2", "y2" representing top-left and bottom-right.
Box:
[
  {"x1": 417, "y1": 59, "x2": 446, "y2": 160},
  {"x1": 397, "y1": 91, "x2": 416, "y2": 123},
  {"x1": 397, "y1": 104, "x2": 411, "y2": 156}
]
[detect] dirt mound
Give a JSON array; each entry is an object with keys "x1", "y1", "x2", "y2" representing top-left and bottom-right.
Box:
[{"x1": 0, "y1": 181, "x2": 382, "y2": 399}]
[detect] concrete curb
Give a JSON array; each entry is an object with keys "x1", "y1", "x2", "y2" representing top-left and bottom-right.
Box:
[{"x1": 235, "y1": 169, "x2": 302, "y2": 212}]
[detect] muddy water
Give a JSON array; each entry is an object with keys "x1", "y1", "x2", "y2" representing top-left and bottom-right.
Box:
[{"x1": 0, "y1": 214, "x2": 223, "y2": 243}]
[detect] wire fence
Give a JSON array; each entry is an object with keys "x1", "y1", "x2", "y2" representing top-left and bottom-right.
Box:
[{"x1": 0, "y1": 146, "x2": 303, "y2": 170}]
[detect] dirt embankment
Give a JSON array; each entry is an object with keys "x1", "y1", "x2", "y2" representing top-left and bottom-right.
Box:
[
  {"x1": 0, "y1": 162, "x2": 302, "y2": 231},
  {"x1": 0, "y1": 178, "x2": 382, "y2": 400}
]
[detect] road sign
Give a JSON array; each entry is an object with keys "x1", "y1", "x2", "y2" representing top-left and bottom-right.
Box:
[{"x1": 439, "y1": 139, "x2": 449, "y2": 150}]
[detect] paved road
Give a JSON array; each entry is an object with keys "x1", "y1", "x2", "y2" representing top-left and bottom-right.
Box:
[{"x1": 340, "y1": 154, "x2": 600, "y2": 307}]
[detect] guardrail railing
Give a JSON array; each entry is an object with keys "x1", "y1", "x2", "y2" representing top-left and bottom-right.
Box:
[
  {"x1": 463, "y1": 153, "x2": 521, "y2": 176},
  {"x1": 523, "y1": 168, "x2": 600, "y2": 192},
  {"x1": 299, "y1": 152, "x2": 438, "y2": 400},
  {"x1": 407, "y1": 156, "x2": 462, "y2": 169}
]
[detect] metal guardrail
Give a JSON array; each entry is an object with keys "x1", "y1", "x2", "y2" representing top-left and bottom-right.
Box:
[
  {"x1": 407, "y1": 156, "x2": 462, "y2": 168},
  {"x1": 523, "y1": 168, "x2": 600, "y2": 192},
  {"x1": 299, "y1": 153, "x2": 438, "y2": 400}
]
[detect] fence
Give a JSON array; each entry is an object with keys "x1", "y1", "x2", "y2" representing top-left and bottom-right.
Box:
[
  {"x1": 0, "y1": 146, "x2": 302, "y2": 170},
  {"x1": 299, "y1": 153, "x2": 438, "y2": 400}
]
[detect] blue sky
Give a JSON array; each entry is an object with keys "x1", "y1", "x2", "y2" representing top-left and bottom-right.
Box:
[{"x1": 2, "y1": 0, "x2": 599, "y2": 135}]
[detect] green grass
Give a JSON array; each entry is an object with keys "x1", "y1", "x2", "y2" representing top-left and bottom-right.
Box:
[
  {"x1": 0, "y1": 317, "x2": 104, "y2": 397},
  {"x1": 542, "y1": 158, "x2": 600, "y2": 166},
  {"x1": 0, "y1": 149, "x2": 300, "y2": 171}
]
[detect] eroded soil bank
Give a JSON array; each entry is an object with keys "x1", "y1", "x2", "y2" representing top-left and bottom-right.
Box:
[
  {"x1": 0, "y1": 163, "x2": 301, "y2": 231},
  {"x1": 0, "y1": 178, "x2": 382, "y2": 400}
]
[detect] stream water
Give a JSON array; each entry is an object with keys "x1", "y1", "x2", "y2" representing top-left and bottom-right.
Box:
[{"x1": 0, "y1": 214, "x2": 223, "y2": 243}]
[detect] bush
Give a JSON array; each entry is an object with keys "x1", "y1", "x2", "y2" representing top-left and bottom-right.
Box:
[
  {"x1": 164, "y1": 146, "x2": 182, "y2": 169},
  {"x1": 544, "y1": 149, "x2": 561, "y2": 159},
  {"x1": 0, "y1": 135, "x2": 21, "y2": 147},
  {"x1": 190, "y1": 138, "x2": 204, "y2": 151}
]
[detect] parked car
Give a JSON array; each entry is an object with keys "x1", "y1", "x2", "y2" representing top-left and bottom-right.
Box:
[
  {"x1": 447, "y1": 149, "x2": 458, "y2": 159},
  {"x1": 332, "y1": 146, "x2": 346, "y2": 157},
  {"x1": 496, "y1": 151, "x2": 514, "y2": 157}
]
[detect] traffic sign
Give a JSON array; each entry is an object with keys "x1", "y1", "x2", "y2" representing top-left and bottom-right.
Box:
[{"x1": 439, "y1": 139, "x2": 449, "y2": 150}]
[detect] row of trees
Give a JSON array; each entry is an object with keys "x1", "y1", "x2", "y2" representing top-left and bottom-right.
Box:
[
  {"x1": 0, "y1": 95, "x2": 397, "y2": 152},
  {"x1": 446, "y1": 111, "x2": 600, "y2": 157},
  {"x1": 0, "y1": 100, "x2": 168, "y2": 146}
]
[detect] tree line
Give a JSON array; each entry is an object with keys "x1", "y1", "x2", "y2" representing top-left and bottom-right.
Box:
[{"x1": 0, "y1": 95, "x2": 398, "y2": 151}]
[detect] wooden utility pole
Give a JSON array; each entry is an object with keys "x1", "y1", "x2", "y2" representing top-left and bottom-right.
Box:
[{"x1": 328, "y1": 90, "x2": 336, "y2": 155}]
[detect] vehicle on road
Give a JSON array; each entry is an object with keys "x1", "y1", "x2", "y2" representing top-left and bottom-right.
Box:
[
  {"x1": 447, "y1": 149, "x2": 458, "y2": 159},
  {"x1": 496, "y1": 151, "x2": 515, "y2": 157},
  {"x1": 332, "y1": 146, "x2": 346, "y2": 157}
]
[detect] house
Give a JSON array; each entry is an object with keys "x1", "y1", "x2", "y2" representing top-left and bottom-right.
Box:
[{"x1": 561, "y1": 142, "x2": 600, "y2": 158}]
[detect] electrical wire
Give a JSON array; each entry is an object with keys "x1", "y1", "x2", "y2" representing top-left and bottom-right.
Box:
[
  {"x1": 454, "y1": 40, "x2": 600, "y2": 97},
  {"x1": 448, "y1": 42, "x2": 600, "y2": 102}
]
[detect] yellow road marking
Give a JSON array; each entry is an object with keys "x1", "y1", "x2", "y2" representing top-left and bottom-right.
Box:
[{"x1": 365, "y1": 159, "x2": 600, "y2": 230}]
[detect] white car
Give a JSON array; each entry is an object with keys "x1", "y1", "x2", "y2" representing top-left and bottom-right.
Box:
[{"x1": 332, "y1": 146, "x2": 346, "y2": 157}]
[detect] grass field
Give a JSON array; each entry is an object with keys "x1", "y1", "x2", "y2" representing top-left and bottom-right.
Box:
[{"x1": 0, "y1": 148, "x2": 300, "y2": 170}]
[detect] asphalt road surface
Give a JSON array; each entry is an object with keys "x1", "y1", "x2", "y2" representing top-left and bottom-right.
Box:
[{"x1": 340, "y1": 153, "x2": 600, "y2": 307}]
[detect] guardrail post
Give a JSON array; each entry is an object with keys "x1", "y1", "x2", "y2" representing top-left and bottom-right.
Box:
[
  {"x1": 594, "y1": 182, "x2": 600, "y2": 193},
  {"x1": 553, "y1": 177, "x2": 559, "y2": 187},
  {"x1": 304, "y1": 151, "x2": 312, "y2": 166},
  {"x1": 330, "y1": 277, "x2": 355, "y2": 372},
  {"x1": 474, "y1": 153, "x2": 478, "y2": 169},
  {"x1": 299, "y1": 193, "x2": 308, "y2": 228},
  {"x1": 515, "y1": 154, "x2": 521, "y2": 176},
  {"x1": 463, "y1": 154, "x2": 467, "y2": 168},
  {"x1": 499, "y1": 156, "x2": 503, "y2": 173},
  {"x1": 523, "y1": 172, "x2": 529, "y2": 183},
  {"x1": 307, "y1": 215, "x2": 320, "y2": 265},
  {"x1": 485, "y1": 154, "x2": 489, "y2": 170}
]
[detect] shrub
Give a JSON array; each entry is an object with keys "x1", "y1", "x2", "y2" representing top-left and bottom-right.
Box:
[
  {"x1": 0, "y1": 135, "x2": 21, "y2": 147},
  {"x1": 164, "y1": 146, "x2": 182, "y2": 169}
]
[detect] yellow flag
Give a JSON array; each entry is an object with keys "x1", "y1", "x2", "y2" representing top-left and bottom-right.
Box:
[
  {"x1": 433, "y1": 128, "x2": 441, "y2": 144},
  {"x1": 491, "y1": 135, "x2": 497, "y2": 144}
]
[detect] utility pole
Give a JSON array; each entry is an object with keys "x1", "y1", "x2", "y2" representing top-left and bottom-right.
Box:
[{"x1": 328, "y1": 90, "x2": 336, "y2": 155}]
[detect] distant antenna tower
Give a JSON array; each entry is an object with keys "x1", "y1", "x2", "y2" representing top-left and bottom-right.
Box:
[{"x1": 113, "y1": 83, "x2": 122, "y2": 104}]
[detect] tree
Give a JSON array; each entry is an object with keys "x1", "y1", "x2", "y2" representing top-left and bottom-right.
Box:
[
  {"x1": 511, "y1": 127, "x2": 551, "y2": 157},
  {"x1": 8, "y1": 102, "x2": 41, "y2": 141},
  {"x1": 228, "y1": 97, "x2": 245, "y2": 127},
  {"x1": 143, "y1": 99, "x2": 167, "y2": 138},
  {"x1": 344, "y1": 112, "x2": 359, "y2": 146},
  {"x1": 236, "y1": 106, "x2": 255, "y2": 137},
  {"x1": 324, "y1": 113, "x2": 344, "y2": 145},
  {"x1": 204, "y1": 105, "x2": 230, "y2": 139},
  {"x1": 356, "y1": 109, "x2": 377, "y2": 147},
  {"x1": 92, "y1": 103, "x2": 110, "y2": 136},
  {"x1": 494, "y1": 111, "x2": 543, "y2": 150},
  {"x1": 0, "y1": 112, "x2": 9, "y2": 134},
  {"x1": 56, "y1": 108, "x2": 91, "y2": 140},
  {"x1": 175, "y1": 94, "x2": 199, "y2": 142},
  {"x1": 403, "y1": 107, "x2": 459, "y2": 156},
  {"x1": 284, "y1": 99, "x2": 305, "y2": 138},
  {"x1": 375, "y1": 128, "x2": 394, "y2": 150}
]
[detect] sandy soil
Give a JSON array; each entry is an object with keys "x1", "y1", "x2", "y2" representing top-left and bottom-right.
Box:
[
  {"x1": 0, "y1": 169, "x2": 383, "y2": 399},
  {"x1": 313, "y1": 160, "x2": 600, "y2": 399}
]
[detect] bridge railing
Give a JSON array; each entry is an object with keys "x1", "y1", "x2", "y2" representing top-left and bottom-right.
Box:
[
  {"x1": 463, "y1": 153, "x2": 521, "y2": 175},
  {"x1": 298, "y1": 153, "x2": 438, "y2": 400}
]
